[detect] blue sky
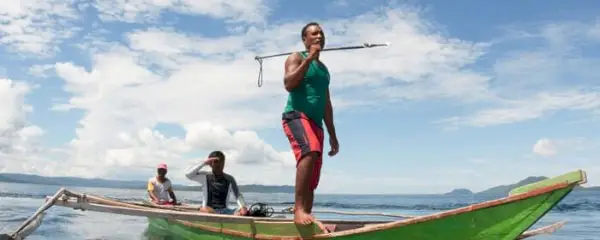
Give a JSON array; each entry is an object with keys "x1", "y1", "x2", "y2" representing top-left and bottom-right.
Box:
[{"x1": 0, "y1": 0, "x2": 598, "y2": 194}]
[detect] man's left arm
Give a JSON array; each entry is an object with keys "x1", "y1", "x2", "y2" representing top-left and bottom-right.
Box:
[
  {"x1": 324, "y1": 88, "x2": 339, "y2": 155},
  {"x1": 230, "y1": 177, "x2": 248, "y2": 213},
  {"x1": 167, "y1": 181, "x2": 177, "y2": 204},
  {"x1": 324, "y1": 88, "x2": 336, "y2": 138}
]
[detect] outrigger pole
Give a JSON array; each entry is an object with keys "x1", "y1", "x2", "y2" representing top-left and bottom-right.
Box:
[{"x1": 253, "y1": 42, "x2": 391, "y2": 87}]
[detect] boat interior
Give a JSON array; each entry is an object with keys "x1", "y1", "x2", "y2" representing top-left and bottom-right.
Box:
[{"x1": 139, "y1": 201, "x2": 395, "y2": 233}]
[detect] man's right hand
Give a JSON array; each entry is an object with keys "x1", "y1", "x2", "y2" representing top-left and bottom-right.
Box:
[
  {"x1": 307, "y1": 44, "x2": 321, "y2": 60},
  {"x1": 204, "y1": 157, "x2": 219, "y2": 165},
  {"x1": 239, "y1": 207, "x2": 249, "y2": 216}
]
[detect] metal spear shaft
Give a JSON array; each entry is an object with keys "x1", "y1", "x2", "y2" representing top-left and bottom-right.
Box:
[{"x1": 254, "y1": 42, "x2": 391, "y2": 87}]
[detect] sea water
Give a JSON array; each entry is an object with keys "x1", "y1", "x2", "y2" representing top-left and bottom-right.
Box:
[{"x1": 0, "y1": 182, "x2": 598, "y2": 240}]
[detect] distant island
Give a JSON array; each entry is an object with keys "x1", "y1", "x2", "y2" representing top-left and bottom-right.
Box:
[
  {"x1": 444, "y1": 176, "x2": 599, "y2": 197},
  {"x1": 0, "y1": 172, "x2": 597, "y2": 195},
  {"x1": 443, "y1": 188, "x2": 473, "y2": 196},
  {"x1": 0, "y1": 173, "x2": 295, "y2": 193}
]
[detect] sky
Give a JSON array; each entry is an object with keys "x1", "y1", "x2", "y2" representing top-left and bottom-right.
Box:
[{"x1": 0, "y1": 0, "x2": 599, "y2": 194}]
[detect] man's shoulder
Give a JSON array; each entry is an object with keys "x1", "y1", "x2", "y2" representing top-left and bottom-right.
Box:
[
  {"x1": 290, "y1": 51, "x2": 304, "y2": 58},
  {"x1": 223, "y1": 173, "x2": 238, "y2": 182},
  {"x1": 148, "y1": 177, "x2": 171, "y2": 185},
  {"x1": 286, "y1": 52, "x2": 304, "y2": 62}
]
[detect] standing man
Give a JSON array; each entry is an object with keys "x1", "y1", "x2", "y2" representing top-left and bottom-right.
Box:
[
  {"x1": 282, "y1": 22, "x2": 339, "y2": 226},
  {"x1": 147, "y1": 163, "x2": 178, "y2": 205}
]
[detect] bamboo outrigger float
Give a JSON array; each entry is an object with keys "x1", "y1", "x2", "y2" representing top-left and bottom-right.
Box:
[{"x1": 2, "y1": 169, "x2": 587, "y2": 240}]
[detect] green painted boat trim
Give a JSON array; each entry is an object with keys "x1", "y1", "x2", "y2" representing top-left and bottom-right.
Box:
[
  {"x1": 509, "y1": 169, "x2": 586, "y2": 196},
  {"x1": 143, "y1": 169, "x2": 587, "y2": 240},
  {"x1": 148, "y1": 217, "x2": 329, "y2": 240}
]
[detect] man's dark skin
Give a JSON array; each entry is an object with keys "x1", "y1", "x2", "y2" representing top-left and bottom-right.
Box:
[
  {"x1": 283, "y1": 23, "x2": 339, "y2": 226},
  {"x1": 148, "y1": 168, "x2": 178, "y2": 204}
]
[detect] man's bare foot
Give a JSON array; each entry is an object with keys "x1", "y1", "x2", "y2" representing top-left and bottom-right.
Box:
[{"x1": 294, "y1": 210, "x2": 314, "y2": 225}]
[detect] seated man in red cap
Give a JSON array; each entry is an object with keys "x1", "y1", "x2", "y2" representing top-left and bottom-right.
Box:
[
  {"x1": 185, "y1": 150, "x2": 248, "y2": 216},
  {"x1": 147, "y1": 163, "x2": 178, "y2": 205}
]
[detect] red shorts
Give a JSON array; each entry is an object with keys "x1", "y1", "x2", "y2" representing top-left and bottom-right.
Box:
[{"x1": 282, "y1": 110, "x2": 324, "y2": 190}]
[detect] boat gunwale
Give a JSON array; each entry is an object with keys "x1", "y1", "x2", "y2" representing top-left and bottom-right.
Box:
[
  {"x1": 509, "y1": 169, "x2": 587, "y2": 196},
  {"x1": 52, "y1": 197, "x2": 394, "y2": 225}
]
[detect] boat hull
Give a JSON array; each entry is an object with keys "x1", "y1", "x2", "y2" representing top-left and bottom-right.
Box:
[{"x1": 144, "y1": 170, "x2": 582, "y2": 240}]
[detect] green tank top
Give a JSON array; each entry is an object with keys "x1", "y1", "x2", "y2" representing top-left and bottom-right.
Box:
[{"x1": 283, "y1": 52, "x2": 331, "y2": 128}]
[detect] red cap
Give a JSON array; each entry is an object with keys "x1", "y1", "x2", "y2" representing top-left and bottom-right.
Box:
[{"x1": 157, "y1": 163, "x2": 167, "y2": 170}]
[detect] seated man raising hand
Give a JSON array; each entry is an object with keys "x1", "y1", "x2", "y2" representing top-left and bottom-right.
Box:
[{"x1": 185, "y1": 150, "x2": 249, "y2": 216}]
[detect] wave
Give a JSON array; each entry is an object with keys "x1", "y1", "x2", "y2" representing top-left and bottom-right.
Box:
[
  {"x1": 0, "y1": 192, "x2": 48, "y2": 199},
  {"x1": 2, "y1": 192, "x2": 598, "y2": 213},
  {"x1": 552, "y1": 200, "x2": 600, "y2": 212}
]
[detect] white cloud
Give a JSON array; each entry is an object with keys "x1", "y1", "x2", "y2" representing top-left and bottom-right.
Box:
[
  {"x1": 533, "y1": 138, "x2": 557, "y2": 157},
  {"x1": 27, "y1": 64, "x2": 55, "y2": 78},
  {"x1": 0, "y1": 0, "x2": 81, "y2": 56},
  {"x1": 316, "y1": 10, "x2": 490, "y2": 98},
  {"x1": 0, "y1": 79, "x2": 30, "y2": 132},
  {"x1": 438, "y1": 20, "x2": 600, "y2": 129},
  {"x1": 589, "y1": 21, "x2": 600, "y2": 39},
  {"x1": 532, "y1": 137, "x2": 598, "y2": 158},
  {"x1": 440, "y1": 90, "x2": 600, "y2": 128},
  {"x1": 0, "y1": 78, "x2": 46, "y2": 173},
  {"x1": 92, "y1": 0, "x2": 269, "y2": 24},
  {"x1": 185, "y1": 122, "x2": 295, "y2": 166}
]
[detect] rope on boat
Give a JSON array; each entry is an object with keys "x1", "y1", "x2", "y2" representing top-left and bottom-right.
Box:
[{"x1": 253, "y1": 42, "x2": 390, "y2": 87}]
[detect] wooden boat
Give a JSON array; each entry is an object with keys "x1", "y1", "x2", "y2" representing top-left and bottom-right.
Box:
[
  {"x1": 137, "y1": 169, "x2": 587, "y2": 239},
  {"x1": 4, "y1": 169, "x2": 587, "y2": 240}
]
